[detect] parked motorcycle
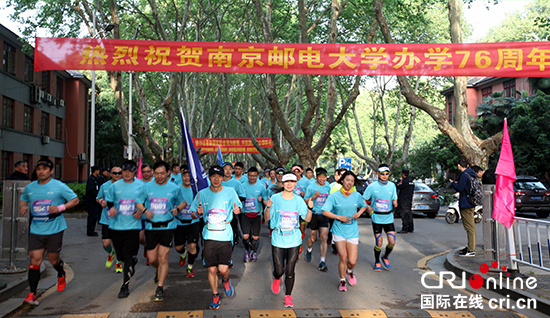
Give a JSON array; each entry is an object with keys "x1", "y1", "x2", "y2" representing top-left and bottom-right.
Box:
[{"x1": 445, "y1": 192, "x2": 483, "y2": 224}]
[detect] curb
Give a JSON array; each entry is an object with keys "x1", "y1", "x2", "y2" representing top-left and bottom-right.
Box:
[
  {"x1": 0, "y1": 262, "x2": 45, "y2": 304},
  {"x1": 444, "y1": 248, "x2": 550, "y2": 315}
]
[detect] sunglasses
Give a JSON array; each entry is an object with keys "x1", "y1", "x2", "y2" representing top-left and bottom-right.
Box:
[
  {"x1": 277, "y1": 171, "x2": 284, "y2": 175},
  {"x1": 380, "y1": 172, "x2": 390, "y2": 176},
  {"x1": 111, "y1": 171, "x2": 122, "y2": 175}
]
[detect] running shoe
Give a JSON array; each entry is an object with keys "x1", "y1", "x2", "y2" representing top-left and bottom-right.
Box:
[
  {"x1": 115, "y1": 262, "x2": 122, "y2": 273},
  {"x1": 243, "y1": 250, "x2": 250, "y2": 262},
  {"x1": 210, "y1": 294, "x2": 221, "y2": 309},
  {"x1": 154, "y1": 286, "x2": 164, "y2": 302},
  {"x1": 57, "y1": 275, "x2": 66, "y2": 292},
  {"x1": 347, "y1": 271, "x2": 357, "y2": 286},
  {"x1": 271, "y1": 277, "x2": 281, "y2": 295},
  {"x1": 299, "y1": 243, "x2": 303, "y2": 254},
  {"x1": 331, "y1": 244, "x2": 338, "y2": 255},
  {"x1": 251, "y1": 252, "x2": 258, "y2": 262},
  {"x1": 338, "y1": 280, "x2": 347, "y2": 292},
  {"x1": 381, "y1": 257, "x2": 391, "y2": 270},
  {"x1": 106, "y1": 251, "x2": 115, "y2": 268},
  {"x1": 180, "y1": 250, "x2": 188, "y2": 267},
  {"x1": 374, "y1": 262, "x2": 382, "y2": 272},
  {"x1": 284, "y1": 295, "x2": 294, "y2": 308},
  {"x1": 146, "y1": 260, "x2": 151, "y2": 266},
  {"x1": 23, "y1": 292, "x2": 39, "y2": 305},
  {"x1": 222, "y1": 278, "x2": 234, "y2": 298},
  {"x1": 186, "y1": 267, "x2": 195, "y2": 278},
  {"x1": 318, "y1": 261, "x2": 327, "y2": 272},
  {"x1": 118, "y1": 284, "x2": 129, "y2": 298},
  {"x1": 305, "y1": 250, "x2": 312, "y2": 262}
]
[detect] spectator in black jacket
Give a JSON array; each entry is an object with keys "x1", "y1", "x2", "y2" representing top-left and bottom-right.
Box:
[
  {"x1": 450, "y1": 158, "x2": 477, "y2": 257},
  {"x1": 471, "y1": 165, "x2": 496, "y2": 185},
  {"x1": 86, "y1": 166, "x2": 102, "y2": 236},
  {"x1": 6, "y1": 161, "x2": 29, "y2": 180},
  {"x1": 396, "y1": 169, "x2": 415, "y2": 234}
]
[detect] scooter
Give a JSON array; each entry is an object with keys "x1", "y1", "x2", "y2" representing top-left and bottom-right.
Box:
[{"x1": 445, "y1": 192, "x2": 483, "y2": 224}]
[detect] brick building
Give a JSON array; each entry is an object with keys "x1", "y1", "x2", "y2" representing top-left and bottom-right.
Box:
[{"x1": 1, "y1": 24, "x2": 91, "y2": 182}]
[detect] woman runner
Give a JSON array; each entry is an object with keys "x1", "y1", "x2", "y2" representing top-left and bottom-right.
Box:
[
  {"x1": 265, "y1": 172, "x2": 312, "y2": 307},
  {"x1": 322, "y1": 171, "x2": 367, "y2": 291}
]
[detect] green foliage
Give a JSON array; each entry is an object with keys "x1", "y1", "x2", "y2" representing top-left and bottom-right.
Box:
[
  {"x1": 475, "y1": 91, "x2": 523, "y2": 136},
  {"x1": 407, "y1": 132, "x2": 462, "y2": 180},
  {"x1": 66, "y1": 182, "x2": 86, "y2": 212}
]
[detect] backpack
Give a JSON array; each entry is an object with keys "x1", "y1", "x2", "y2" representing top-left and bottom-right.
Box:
[{"x1": 467, "y1": 173, "x2": 483, "y2": 207}]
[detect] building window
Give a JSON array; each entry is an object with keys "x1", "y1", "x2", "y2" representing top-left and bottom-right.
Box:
[
  {"x1": 1, "y1": 151, "x2": 12, "y2": 180},
  {"x1": 447, "y1": 95, "x2": 454, "y2": 125},
  {"x1": 56, "y1": 117, "x2": 62, "y2": 140},
  {"x1": 481, "y1": 87, "x2": 492, "y2": 98},
  {"x1": 56, "y1": 76, "x2": 63, "y2": 99},
  {"x1": 503, "y1": 79, "x2": 516, "y2": 98},
  {"x1": 25, "y1": 57, "x2": 34, "y2": 83},
  {"x1": 41, "y1": 71, "x2": 50, "y2": 93},
  {"x1": 41, "y1": 112, "x2": 49, "y2": 136},
  {"x1": 55, "y1": 158, "x2": 62, "y2": 179},
  {"x1": 2, "y1": 97, "x2": 14, "y2": 128},
  {"x1": 3, "y1": 43, "x2": 16, "y2": 74},
  {"x1": 24, "y1": 105, "x2": 33, "y2": 132}
]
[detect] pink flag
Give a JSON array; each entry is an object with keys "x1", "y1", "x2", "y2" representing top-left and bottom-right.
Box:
[
  {"x1": 493, "y1": 118, "x2": 516, "y2": 228},
  {"x1": 137, "y1": 150, "x2": 143, "y2": 179}
]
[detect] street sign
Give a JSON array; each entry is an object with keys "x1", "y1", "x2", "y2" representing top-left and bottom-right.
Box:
[{"x1": 338, "y1": 158, "x2": 352, "y2": 170}]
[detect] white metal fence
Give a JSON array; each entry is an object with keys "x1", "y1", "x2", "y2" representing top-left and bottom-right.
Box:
[{"x1": 513, "y1": 216, "x2": 550, "y2": 272}]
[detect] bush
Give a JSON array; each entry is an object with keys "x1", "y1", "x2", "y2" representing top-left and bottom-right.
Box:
[{"x1": 66, "y1": 182, "x2": 87, "y2": 213}]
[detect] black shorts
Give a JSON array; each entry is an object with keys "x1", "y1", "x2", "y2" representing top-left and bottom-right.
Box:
[
  {"x1": 110, "y1": 229, "x2": 140, "y2": 263},
  {"x1": 145, "y1": 229, "x2": 174, "y2": 250},
  {"x1": 28, "y1": 231, "x2": 64, "y2": 253},
  {"x1": 174, "y1": 222, "x2": 200, "y2": 246},
  {"x1": 101, "y1": 224, "x2": 111, "y2": 240},
  {"x1": 241, "y1": 214, "x2": 262, "y2": 237},
  {"x1": 372, "y1": 222, "x2": 396, "y2": 235},
  {"x1": 307, "y1": 213, "x2": 329, "y2": 230},
  {"x1": 203, "y1": 240, "x2": 232, "y2": 267}
]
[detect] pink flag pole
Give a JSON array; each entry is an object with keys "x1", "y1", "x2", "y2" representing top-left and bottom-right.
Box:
[
  {"x1": 493, "y1": 118, "x2": 516, "y2": 229},
  {"x1": 137, "y1": 149, "x2": 143, "y2": 179}
]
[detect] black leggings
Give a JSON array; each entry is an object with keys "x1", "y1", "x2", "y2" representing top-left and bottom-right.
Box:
[{"x1": 272, "y1": 245, "x2": 300, "y2": 296}]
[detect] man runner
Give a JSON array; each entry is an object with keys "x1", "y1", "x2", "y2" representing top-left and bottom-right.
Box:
[
  {"x1": 20, "y1": 158, "x2": 79, "y2": 305},
  {"x1": 241, "y1": 167, "x2": 266, "y2": 262}
]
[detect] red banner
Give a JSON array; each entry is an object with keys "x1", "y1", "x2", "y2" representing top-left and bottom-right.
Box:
[
  {"x1": 35, "y1": 37, "x2": 550, "y2": 77},
  {"x1": 193, "y1": 138, "x2": 273, "y2": 153}
]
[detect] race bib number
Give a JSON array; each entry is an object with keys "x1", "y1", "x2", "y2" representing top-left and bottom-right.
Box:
[
  {"x1": 32, "y1": 200, "x2": 51, "y2": 222},
  {"x1": 279, "y1": 210, "x2": 298, "y2": 229},
  {"x1": 178, "y1": 206, "x2": 192, "y2": 219},
  {"x1": 103, "y1": 208, "x2": 111, "y2": 220},
  {"x1": 375, "y1": 198, "x2": 390, "y2": 212},
  {"x1": 315, "y1": 193, "x2": 328, "y2": 206},
  {"x1": 118, "y1": 199, "x2": 136, "y2": 215},
  {"x1": 207, "y1": 208, "x2": 228, "y2": 224},
  {"x1": 294, "y1": 187, "x2": 302, "y2": 195},
  {"x1": 149, "y1": 197, "x2": 168, "y2": 215},
  {"x1": 244, "y1": 198, "x2": 257, "y2": 211}
]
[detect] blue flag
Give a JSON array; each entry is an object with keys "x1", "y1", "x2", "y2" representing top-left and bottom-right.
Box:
[
  {"x1": 179, "y1": 108, "x2": 209, "y2": 198},
  {"x1": 217, "y1": 145, "x2": 224, "y2": 166}
]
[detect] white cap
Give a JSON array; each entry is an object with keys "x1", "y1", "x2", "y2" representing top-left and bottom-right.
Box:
[
  {"x1": 282, "y1": 174, "x2": 298, "y2": 182},
  {"x1": 378, "y1": 166, "x2": 390, "y2": 173}
]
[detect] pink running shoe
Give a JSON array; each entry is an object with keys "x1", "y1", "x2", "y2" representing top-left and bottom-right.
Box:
[
  {"x1": 284, "y1": 295, "x2": 294, "y2": 308},
  {"x1": 347, "y1": 271, "x2": 357, "y2": 286},
  {"x1": 271, "y1": 277, "x2": 281, "y2": 294},
  {"x1": 338, "y1": 280, "x2": 347, "y2": 292}
]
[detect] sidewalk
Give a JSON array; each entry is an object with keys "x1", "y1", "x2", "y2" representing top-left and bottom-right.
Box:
[{"x1": 445, "y1": 247, "x2": 550, "y2": 314}]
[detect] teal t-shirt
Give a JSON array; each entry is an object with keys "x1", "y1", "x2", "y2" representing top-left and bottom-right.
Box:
[
  {"x1": 175, "y1": 186, "x2": 197, "y2": 226},
  {"x1": 222, "y1": 178, "x2": 245, "y2": 198},
  {"x1": 362, "y1": 181, "x2": 397, "y2": 224},
  {"x1": 294, "y1": 177, "x2": 309, "y2": 197},
  {"x1": 242, "y1": 181, "x2": 266, "y2": 214},
  {"x1": 97, "y1": 180, "x2": 115, "y2": 225},
  {"x1": 106, "y1": 179, "x2": 144, "y2": 231},
  {"x1": 170, "y1": 173, "x2": 182, "y2": 186},
  {"x1": 137, "y1": 181, "x2": 184, "y2": 230},
  {"x1": 190, "y1": 186, "x2": 242, "y2": 242},
  {"x1": 236, "y1": 174, "x2": 248, "y2": 184},
  {"x1": 304, "y1": 182, "x2": 332, "y2": 214},
  {"x1": 269, "y1": 193, "x2": 308, "y2": 248},
  {"x1": 323, "y1": 191, "x2": 366, "y2": 239},
  {"x1": 21, "y1": 179, "x2": 77, "y2": 235}
]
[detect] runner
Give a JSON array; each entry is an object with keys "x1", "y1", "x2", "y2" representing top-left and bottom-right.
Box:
[
  {"x1": 20, "y1": 158, "x2": 79, "y2": 305},
  {"x1": 241, "y1": 167, "x2": 266, "y2": 262},
  {"x1": 304, "y1": 167, "x2": 332, "y2": 271},
  {"x1": 136, "y1": 160, "x2": 185, "y2": 302},
  {"x1": 234, "y1": 162, "x2": 248, "y2": 184},
  {"x1": 96, "y1": 165, "x2": 123, "y2": 273},
  {"x1": 264, "y1": 172, "x2": 312, "y2": 308},
  {"x1": 189, "y1": 165, "x2": 242, "y2": 310},
  {"x1": 264, "y1": 167, "x2": 285, "y2": 238},
  {"x1": 140, "y1": 163, "x2": 154, "y2": 265},
  {"x1": 170, "y1": 164, "x2": 182, "y2": 186},
  {"x1": 174, "y1": 166, "x2": 200, "y2": 278},
  {"x1": 328, "y1": 168, "x2": 350, "y2": 256},
  {"x1": 322, "y1": 170, "x2": 367, "y2": 291},
  {"x1": 362, "y1": 164, "x2": 398, "y2": 272},
  {"x1": 305, "y1": 168, "x2": 315, "y2": 184},
  {"x1": 106, "y1": 160, "x2": 144, "y2": 298},
  {"x1": 221, "y1": 162, "x2": 246, "y2": 252},
  {"x1": 291, "y1": 165, "x2": 309, "y2": 254}
]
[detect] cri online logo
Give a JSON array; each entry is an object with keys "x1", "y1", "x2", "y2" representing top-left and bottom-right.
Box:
[{"x1": 421, "y1": 261, "x2": 537, "y2": 290}]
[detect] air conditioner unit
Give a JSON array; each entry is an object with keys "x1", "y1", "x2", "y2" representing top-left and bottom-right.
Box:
[
  {"x1": 59, "y1": 99, "x2": 65, "y2": 107},
  {"x1": 52, "y1": 98, "x2": 58, "y2": 106},
  {"x1": 31, "y1": 86, "x2": 41, "y2": 103},
  {"x1": 46, "y1": 94, "x2": 53, "y2": 103},
  {"x1": 42, "y1": 135, "x2": 50, "y2": 144},
  {"x1": 78, "y1": 153, "x2": 87, "y2": 161}
]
